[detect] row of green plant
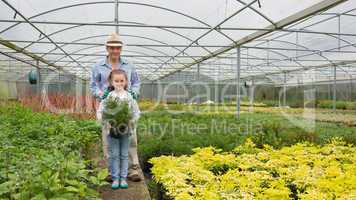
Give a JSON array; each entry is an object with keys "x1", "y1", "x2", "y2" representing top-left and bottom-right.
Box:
[
  {"x1": 317, "y1": 100, "x2": 356, "y2": 110},
  {"x1": 137, "y1": 111, "x2": 356, "y2": 170},
  {"x1": 0, "y1": 103, "x2": 107, "y2": 200},
  {"x1": 139, "y1": 99, "x2": 356, "y2": 112},
  {"x1": 150, "y1": 138, "x2": 355, "y2": 199},
  {"x1": 259, "y1": 99, "x2": 356, "y2": 110}
]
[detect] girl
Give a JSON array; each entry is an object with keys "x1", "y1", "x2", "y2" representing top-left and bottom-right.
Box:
[{"x1": 97, "y1": 69, "x2": 140, "y2": 189}]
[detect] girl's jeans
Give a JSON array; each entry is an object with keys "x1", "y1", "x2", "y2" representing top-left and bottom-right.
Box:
[
  {"x1": 96, "y1": 101, "x2": 140, "y2": 174},
  {"x1": 107, "y1": 133, "x2": 130, "y2": 181}
]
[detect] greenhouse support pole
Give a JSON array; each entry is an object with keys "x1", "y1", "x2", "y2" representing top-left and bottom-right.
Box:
[
  {"x1": 151, "y1": 81, "x2": 154, "y2": 101},
  {"x1": 350, "y1": 78, "x2": 353, "y2": 101},
  {"x1": 58, "y1": 71, "x2": 62, "y2": 93},
  {"x1": 215, "y1": 62, "x2": 220, "y2": 104},
  {"x1": 333, "y1": 65, "x2": 336, "y2": 111},
  {"x1": 283, "y1": 72, "x2": 287, "y2": 107},
  {"x1": 176, "y1": 83, "x2": 179, "y2": 103},
  {"x1": 6, "y1": 79, "x2": 9, "y2": 100},
  {"x1": 6, "y1": 59, "x2": 10, "y2": 99},
  {"x1": 328, "y1": 77, "x2": 331, "y2": 100},
  {"x1": 196, "y1": 63, "x2": 200, "y2": 112},
  {"x1": 115, "y1": 0, "x2": 119, "y2": 33},
  {"x1": 236, "y1": 47, "x2": 241, "y2": 119},
  {"x1": 36, "y1": 60, "x2": 40, "y2": 95},
  {"x1": 249, "y1": 78, "x2": 255, "y2": 113},
  {"x1": 218, "y1": 61, "x2": 221, "y2": 104},
  {"x1": 75, "y1": 78, "x2": 82, "y2": 112},
  {"x1": 6, "y1": 59, "x2": 9, "y2": 100},
  {"x1": 338, "y1": 15, "x2": 341, "y2": 50}
]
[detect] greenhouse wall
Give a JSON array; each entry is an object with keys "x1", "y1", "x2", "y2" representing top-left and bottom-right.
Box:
[
  {"x1": 138, "y1": 82, "x2": 356, "y2": 107},
  {"x1": 5, "y1": 80, "x2": 355, "y2": 107},
  {"x1": 0, "y1": 80, "x2": 17, "y2": 100}
]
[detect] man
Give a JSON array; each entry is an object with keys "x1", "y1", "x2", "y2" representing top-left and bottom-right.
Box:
[{"x1": 90, "y1": 33, "x2": 142, "y2": 182}]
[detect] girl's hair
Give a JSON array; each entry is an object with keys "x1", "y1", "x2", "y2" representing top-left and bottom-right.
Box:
[{"x1": 108, "y1": 69, "x2": 128, "y2": 91}]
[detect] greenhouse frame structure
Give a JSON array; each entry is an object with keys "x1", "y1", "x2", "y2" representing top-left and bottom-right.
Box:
[{"x1": 0, "y1": 0, "x2": 356, "y2": 116}]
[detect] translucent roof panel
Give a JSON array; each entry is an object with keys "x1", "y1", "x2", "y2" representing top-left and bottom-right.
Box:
[{"x1": 0, "y1": 0, "x2": 355, "y2": 84}]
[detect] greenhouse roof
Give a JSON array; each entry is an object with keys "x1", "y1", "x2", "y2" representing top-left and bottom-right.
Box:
[{"x1": 1, "y1": 0, "x2": 356, "y2": 84}]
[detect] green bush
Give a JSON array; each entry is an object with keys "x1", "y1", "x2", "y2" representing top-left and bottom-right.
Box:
[
  {"x1": 317, "y1": 100, "x2": 333, "y2": 109},
  {"x1": 335, "y1": 101, "x2": 348, "y2": 110},
  {"x1": 0, "y1": 103, "x2": 107, "y2": 199},
  {"x1": 260, "y1": 100, "x2": 279, "y2": 107},
  {"x1": 346, "y1": 101, "x2": 356, "y2": 110},
  {"x1": 137, "y1": 111, "x2": 356, "y2": 170},
  {"x1": 317, "y1": 100, "x2": 356, "y2": 110}
]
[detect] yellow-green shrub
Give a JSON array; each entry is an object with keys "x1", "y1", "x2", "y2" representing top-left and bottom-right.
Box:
[{"x1": 150, "y1": 138, "x2": 356, "y2": 200}]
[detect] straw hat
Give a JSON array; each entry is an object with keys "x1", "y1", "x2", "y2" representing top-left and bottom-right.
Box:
[{"x1": 106, "y1": 33, "x2": 123, "y2": 47}]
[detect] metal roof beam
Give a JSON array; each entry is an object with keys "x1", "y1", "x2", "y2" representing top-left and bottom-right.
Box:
[
  {"x1": 155, "y1": 0, "x2": 347, "y2": 81},
  {"x1": 5, "y1": 40, "x2": 356, "y2": 53},
  {"x1": 2, "y1": 19, "x2": 356, "y2": 37},
  {"x1": 0, "y1": 37, "x2": 60, "y2": 72}
]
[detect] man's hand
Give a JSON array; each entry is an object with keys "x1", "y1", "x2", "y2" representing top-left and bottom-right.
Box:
[
  {"x1": 97, "y1": 90, "x2": 103, "y2": 99},
  {"x1": 128, "y1": 90, "x2": 139, "y2": 100},
  {"x1": 100, "y1": 89, "x2": 110, "y2": 100}
]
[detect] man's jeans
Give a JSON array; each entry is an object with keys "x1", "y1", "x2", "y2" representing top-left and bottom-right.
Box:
[
  {"x1": 129, "y1": 126, "x2": 139, "y2": 167},
  {"x1": 101, "y1": 123, "x2": 109, "y2": 159},
  {"x1": 107, "y1": 133, "x2": 130, "y2": 181}
]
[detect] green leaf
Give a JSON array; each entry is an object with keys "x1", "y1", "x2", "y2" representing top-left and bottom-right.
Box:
[
  {"x1": 49, "y1": 193, "x2": 79, "y2": 200},
  {"x1": 64, "y1": 186, "x2": 79, "y2": 193},
  {"x1": 31, "y1": 193, "x2": 46, "y2": 200},
  {"x1": 97, "y1": 169, "x2": 109, "y2": 181},
  {"x1": 89, "y1": 176, "x2": 99, "y2": 185},
  {"x1": 65, "y1": 180, "x2": 81, "y2": 187},
  {"x1": 0, "y1": 181, "x2": 13, "y2": 195}
]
